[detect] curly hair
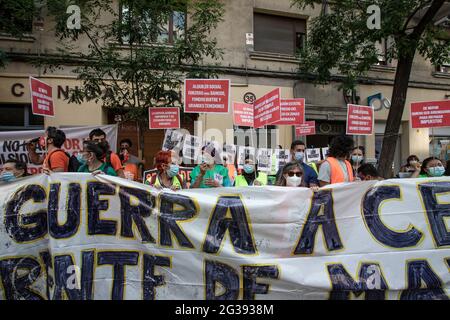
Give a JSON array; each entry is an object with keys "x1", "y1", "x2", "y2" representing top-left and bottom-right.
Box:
[{"x1": 329, "y1": 135, "x2": 354, "y2": 159}]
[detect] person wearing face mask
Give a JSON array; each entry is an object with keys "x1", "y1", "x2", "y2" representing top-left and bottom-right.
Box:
[
  {"x1": 0, "y1": 160, "x2": 28, "y2": 183},
  {"x1": 147, "y1": 151, "x2": 185, "y2": 190},
  {"x1": 411, "y1": 157, "x2": 445, "y2": 178},
  {"x1": 190, "y1": 146, "x2": 231, "y2": 189},
  {"x1": 26, "y1": 126, "x2": 69, "y2": 174},
  {"x1": 77, "y1": 141, "x2": 117, "y2": 176},
  {"x1": 89, "y1": 128, "x2": 125, "y2": 178},
  {"x1": 400, "y1": 155, "x2": 421, "y2": 173},
  {"x1": 234, "y1": 157, "x2": 268, "y2": 187},
  {"x1": 276, "y1": 162, "x2": 305, "y2": 187},
  {"x1": 350, "y1": 146, "x2": 365, "y2": 179},
  {"x1": 275, "y1": 141, "x2": 319, "y2": 187}
]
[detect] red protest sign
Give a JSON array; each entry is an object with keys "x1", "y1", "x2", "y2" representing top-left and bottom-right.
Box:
[
  {"x1": 253, "y1": 88, "x2": 281, "y2": 128},
  {"x1": 233, "y1": 102, "x2": 254, "y2": 127},
  {"x1": 184, "y1": 79, "x2": 230, "y2": 113},
  {"x1": 411, "y1": 100, "x2": 450, "y2": 129},
  {"x1": 149, "y1": 107, "x2": 180, "y2": 129},
  {"x1": 30, "y1": 77, "x2": 54, "y2": 117},
  {"x1": 276, "y1": 98, "x2": 305, "y2": 126},
  {"x1": 295, "y1": 121, "x2": 316, "y2": 136},
  {"x1": 346, "y1": 104, "x2": 374, "y2": 135}
]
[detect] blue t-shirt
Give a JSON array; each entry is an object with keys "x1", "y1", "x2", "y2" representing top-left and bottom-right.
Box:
[{"x1": 276, "y1": 162, "x2": 319, "y2": 187}]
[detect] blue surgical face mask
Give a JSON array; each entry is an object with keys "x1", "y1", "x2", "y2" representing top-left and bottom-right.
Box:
[
  {"x1": 352, "y1": 155, "x2": 364, "y2": 163},
  {"x1": 0, "y1": 171, "x2": 15, "y2": 182},
  {"x1": 167, "y1": 164, "x2": 179, "y2": 178},
  {"x1": 428, "y1": 166, "x2": 445, "y2": 177},
  {"x1": 294, "y1": 152, "x2": 305, "y2": 162},
  {"x1": 76, "y1": 153, "x2": 87, "y2": 165},
  {"x1": 243, "y1": 164, "x2": 255, "y2": 174}
]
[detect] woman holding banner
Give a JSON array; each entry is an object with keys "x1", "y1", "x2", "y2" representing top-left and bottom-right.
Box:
[
  {"x1": 147, "y1": 151, "x2": 185, "y2": 190},
  {"x1": 234, "y1": 156, "x2": 267, "y2": 187},
  {"x1": 77, "y1": 141, "x2": 117, "y2": 176}
]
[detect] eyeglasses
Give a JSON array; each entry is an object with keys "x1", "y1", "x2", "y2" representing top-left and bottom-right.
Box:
[{"x1": 287, "y1": 172, "x2": 302, "y2": 177}]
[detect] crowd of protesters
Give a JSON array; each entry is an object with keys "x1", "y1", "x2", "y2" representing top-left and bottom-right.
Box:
[{"x1": 1, "y1": 127, "x2": 449, "y2": 189}]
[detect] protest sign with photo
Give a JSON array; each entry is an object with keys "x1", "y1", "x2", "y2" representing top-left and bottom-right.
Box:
[
  {"x1": 322, "y1": 147, "x2": 329, "y2": 159},
  {"x1": 2, "y1": 174, "x2": 449, "y2": 299},
  {"x1": 221, "y1": 144, "x2": 237, "y2": 164},
  {"x1": 346, "y1": 104, "x2": 374, "y2": 135},
  {"x1": 0, "y1": 125, "x2": 117, "y2": 175},
  {"x1": 182, "y1": 134, "x2": 202, "y2": 164},
  {"x1": 30, "y1": 77, "x2": 55, "y2": 117},
  {"x1": 253, "y1": 88, "x2": 281, "y2": 128},
  {"x1": 410, "y1": 100, "x2": 450, "y2": 129},
  {"x1": 237, "y1": 146, "x2": 256, "y2": 169},
  {"x1": 276, "y1": 98, "x2": 305, "y2": 126},
  {"x1": 274, "y1": 149, "x2": 290, "y2": 172},
  {"x1": 256, "y1": 148, "x2": 272, "y2": 173},
  {"x1": 149, "y1": 107, "x2": 180, "y2": 129},
  {"x1": 184, "y1": 79, "x2": 230, "y2": 113},
  {"x1": 306, "y1": 148, "x2": 321, "y2": 163},
  {"x1": 232, "y1": 102, "x2": 254, "y2": 127},
  {"x1": 162, "y1": 129, "x2": 186, "y2": 151}
]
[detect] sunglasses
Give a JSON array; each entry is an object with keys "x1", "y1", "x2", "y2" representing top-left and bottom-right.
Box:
[{"x1": 287, "y1": 172, "x2": 302, "y2": 177}]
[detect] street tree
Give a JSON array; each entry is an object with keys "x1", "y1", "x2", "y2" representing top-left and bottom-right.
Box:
[{"x1": 292, "y1": 0, "x2": 450, "y2": 177}]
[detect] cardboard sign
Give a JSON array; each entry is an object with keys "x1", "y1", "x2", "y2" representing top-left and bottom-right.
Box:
[
  {"x1": 184, "y1": 79, "x2": 230, "y2": 113},
  {"x1": 411, "y1": 100, "x2": 450, "y2": 129},
  {"x1": 346, "y1": 104, "x2": 374, "y2": 135},
  {"x1": 253, "y1": 88, "x2": 281, "y2": 128},
  {"x1": 256, "y1": 148, "x2": 272, "y2": 173},
  {"x1": 276, "y1": 98, "x2": 305, "y2": 126},
  {"x1": 182, "y1": 134, "x2": 203, "y2": 163},
  {"x1": 233, "y1": 102, "x2": 254, "y2": 127},
  {"x1": 149, "y1": 107, "x2": 180, "y2": 129},
  {"x1": 306, "y1": 148, "x2": 321, "y2": 163},
  {"x1": 274, "y1": 149, "x2": 290, "y2": 172},
  {"x1": 30, "y1": 77, "x2": 54, "y2": 117},
  {"x1": 295, "y1": 121, "x2": 316, "y2": 136}
]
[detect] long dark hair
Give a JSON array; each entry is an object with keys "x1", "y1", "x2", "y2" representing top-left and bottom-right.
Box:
[
  {"x1": 83, "y1": 141, "x2": 108, "y2": 161},
  {"x1": 276, "y1": 162, "x2": 304, "y2": 186}
]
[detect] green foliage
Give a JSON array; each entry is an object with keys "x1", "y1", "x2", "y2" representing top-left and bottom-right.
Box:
[
  {"x1": 37, "y1": 0, "x2": 224, "y2": 122},
  {"x1": 292, "y1": 0, "x2": 450, "y2": 91}
]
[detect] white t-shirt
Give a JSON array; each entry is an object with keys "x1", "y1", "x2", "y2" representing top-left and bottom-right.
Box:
[{"x1": 318, "y1": 159, "x2": 352, "y2": 183}]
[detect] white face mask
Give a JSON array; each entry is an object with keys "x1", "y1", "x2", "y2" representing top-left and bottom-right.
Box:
[{"x1": 286, "y1": 176, "x2": 302, "y2": 187}]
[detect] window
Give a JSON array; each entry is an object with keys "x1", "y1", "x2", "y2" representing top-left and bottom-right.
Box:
[
  {"x1": 437, "y1": 61, "x2": 450, "y2": 73},
  {"x1": 0, "y1": 104, "x2": 44, "y2": 131},
  {"x1": 0, "y1": 0, "x2": 33, "y2": 35},
  {"x1": 375, "y1": 39, "x2": 388, "y2": 66},
  {"x1": 254, "y1": 12, "x2": 306, "y2": 56},
  {"x1": 120, "y1": 4, "x2": 186, "y2": 45}
]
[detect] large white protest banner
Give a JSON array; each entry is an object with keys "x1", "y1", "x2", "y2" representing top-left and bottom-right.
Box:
[
  {"x1": 1, "y1": 174, "x2": 449, "y2": 300},
  {"x1": 0, "y1": 125, "x2": 117, "y2": 175}
]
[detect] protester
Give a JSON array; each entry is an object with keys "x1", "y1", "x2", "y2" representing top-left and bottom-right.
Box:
[
  {"x1": 400, "y1": 155, "x2": 420, "y2": 173},
  {"x1": 190, "y1": 146, "x2": 231, "y2": 188},
  {"x1": 89, "y1": 128, "x2": 125, "y2": 178},
  {"x1": 275, "y1": 140, "x2": 319, "y2": 187},
  {"x1": 146, "y1": 150, "x2": 185, "y2": 190},
  {"x1": 357, "y1": 163, "x2": 383, "y2": 181},
  {"x1": 411, "y1": 157, "x2": 445, "y2": 178},
  {"x1": 350, "y1": 146, "x2": 365, "y2": 176},
  {"x1": 77, "y1": 141, "x2": 117, "y2": 176},
  {"x1": 234, "y1": 156, "x2": 267, "y2": 186},
  {"x1": 318, "y1": 135, "x2": 355, "y2": 186},
  {"x1": 0, "y1": 159, "x2": 28, "y2": 182},
  {"x1": 27, "y1": 126, "x2": 69, "y2": 174},
  {"x1": 276, "y1": 161, "x2": 320, "y2": 192}
]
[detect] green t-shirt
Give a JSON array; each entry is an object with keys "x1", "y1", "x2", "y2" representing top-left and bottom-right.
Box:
[
  {"x1": 190, "y1": 164, "x2": 231, "y2": 188},
  {"x1": 78, "y1": 162, "x2": 117, "y2": 176}
]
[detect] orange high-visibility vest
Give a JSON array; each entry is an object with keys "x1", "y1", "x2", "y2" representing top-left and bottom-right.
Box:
[{"x1": 326, "y1": 157, "x2": 354, "y2": 184}]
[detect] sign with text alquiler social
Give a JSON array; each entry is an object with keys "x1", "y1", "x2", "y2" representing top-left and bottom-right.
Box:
[
  {"x1": 30, "y1": 77, "x2": 54, "y2": 117},
  {"x1": 276, "y1": 98, "x2": 305, "y2": 126},
  {"x1": 295, "y1": 121, "x2": 316, "y2": 136},
  {"x1": 184, "y1": 79, "x2": 230, "y2": 114},
  {"x1": 346, "y1": 104, "x2": 374, "y2": 135},
  {"x1": 253, "y1": 88, "x2": 281, "y2": 128},
  {"x1": 411, "y1": 100, "x2": 450, "y2": 129},
  {"x1": 149, "y1": 107, "x2": 181, "y2": 129}
]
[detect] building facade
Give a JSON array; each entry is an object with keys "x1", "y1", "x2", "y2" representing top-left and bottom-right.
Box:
[{"x1": 1, "y1": 0, "x2": 449, "y2": 172}]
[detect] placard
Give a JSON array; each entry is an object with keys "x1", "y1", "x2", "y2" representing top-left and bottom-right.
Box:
[
  {"x1": 253, "y1": 88, "x2": 281, "y2": 128},
  {"x1": 295, "y1": 121, "x2": 316, "y2": 136},
  {"x1": 411, "y1": 100, "x2": 450, "y2": 129},
  {"x1": 30, "y1": 77, "x2": 54, "y2": 117},
  {"x1": 184, "y1": 79, "x2": 230, "y2": 113},
  {"x1": 149, "y1": 107, "x2": 180, "y2": 129},
  {"x1": 346, "y1": 104, "x2": 374, "y2": 135},
  {"x1": 233, "y1": 102, "x2": 254, "y2": 127},
  {"x1": 276, "y1": 98, "x2": 305, "y2": 126}
]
